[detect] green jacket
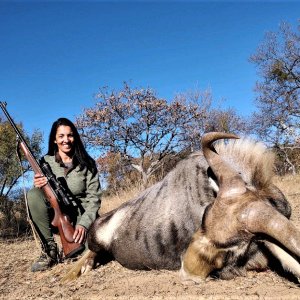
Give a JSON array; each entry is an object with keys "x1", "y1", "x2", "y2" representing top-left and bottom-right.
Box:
[{"x1": 44, "y1": 154, "x2": 101, "y2": 229}]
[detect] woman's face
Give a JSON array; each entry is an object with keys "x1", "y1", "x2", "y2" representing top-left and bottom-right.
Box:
[{"x1": 54, "y1": 125, "x2": 75, "y2": 156}]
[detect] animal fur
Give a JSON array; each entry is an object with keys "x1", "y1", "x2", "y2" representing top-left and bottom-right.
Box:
[{"x1": 63, "y1": 133, "x2": 294, "y2": 284}]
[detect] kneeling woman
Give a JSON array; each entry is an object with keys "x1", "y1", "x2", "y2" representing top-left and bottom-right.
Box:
[{"x1": 27, "y1": 118, "x2": 101, "y2": 272}]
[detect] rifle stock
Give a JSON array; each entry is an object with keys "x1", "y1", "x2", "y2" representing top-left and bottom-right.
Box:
[{"x1": 1, "y1": 102, "x2": 84, "y2": 258}]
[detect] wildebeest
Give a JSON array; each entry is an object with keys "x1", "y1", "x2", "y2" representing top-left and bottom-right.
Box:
[{"x1": 64, "y1": 132, "x2": 299, "y2": 284}]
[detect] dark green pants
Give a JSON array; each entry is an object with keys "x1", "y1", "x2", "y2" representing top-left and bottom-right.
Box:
[{"x1": 27, "y1": 187, "x2": 80, "y2": 244}]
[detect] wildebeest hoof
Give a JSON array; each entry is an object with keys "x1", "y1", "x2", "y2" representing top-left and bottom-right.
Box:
[
  {"x1": 81, "y1": 263, "x2": 93, "y2": 274},
  {"x1": 179, "y1": 267, "x2": 206, "y2": 285}
]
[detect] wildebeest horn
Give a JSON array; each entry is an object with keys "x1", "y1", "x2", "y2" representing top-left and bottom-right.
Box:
[{"x1": 201, "y1": 132, "x2": 247, "y2": 198}]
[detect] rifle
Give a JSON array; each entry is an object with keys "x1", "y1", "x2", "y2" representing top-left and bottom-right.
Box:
[{"x1": 0, "y1": 101, "x2": 84, "y2": 258}]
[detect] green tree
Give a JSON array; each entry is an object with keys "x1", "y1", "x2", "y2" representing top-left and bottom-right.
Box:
[
  {"x1": 205, "y1": 108, "x2": 247, "y2": 135},
  {"x1": 0, "y1": 117, "x2": 43, "y2": 197},
  {"x1": 0, "y1": 116, "x2": 43, "y2": 237}
]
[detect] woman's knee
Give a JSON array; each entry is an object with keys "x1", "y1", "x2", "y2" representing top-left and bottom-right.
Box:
[{"x1": 27, "y1": 188, "x2": 47, "y2": 212}]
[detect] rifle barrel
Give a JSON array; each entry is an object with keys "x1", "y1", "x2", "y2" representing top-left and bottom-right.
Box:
[{"x1": 0, "y1": 101, "x2": 39, "y2": 168}]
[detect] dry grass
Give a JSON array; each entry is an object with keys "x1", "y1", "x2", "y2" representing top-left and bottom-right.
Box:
[
  {"x1": 100, "y1": 184, "x2": 142, "y2": 214},
  {"x1": 1, "y1": 173, "x2": 300, "y2": 299},
  {"x1": 100, "y1": 174, "x2": 300, "y2": 215},
  {"x1": 274, "y1": 173, "x2": 300, "y2": 196}
]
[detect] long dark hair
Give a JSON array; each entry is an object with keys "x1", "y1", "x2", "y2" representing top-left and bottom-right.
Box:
[{"x1": 47, "y1": 118, "x2": 95, "y2": 172}]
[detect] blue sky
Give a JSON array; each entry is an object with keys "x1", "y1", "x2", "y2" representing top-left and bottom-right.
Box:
[{"x1": 1, "y1": 1, "x2": 299, "y2": 154}]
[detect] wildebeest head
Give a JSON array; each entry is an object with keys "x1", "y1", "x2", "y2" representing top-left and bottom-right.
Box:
[{"x1": 180, "y1": 132, "x2": 300, "y2": 284}]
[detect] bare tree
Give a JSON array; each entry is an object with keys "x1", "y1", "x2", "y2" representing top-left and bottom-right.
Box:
[
  {"x1": 77, "y1": 83, "x2": 248, "y2": 188},
  {"x1": 76, "y1": 83, "x2": 215, "y2": 188},
  {"x1": 250, "y1": 22, "x2": 300, "y2": 174}
]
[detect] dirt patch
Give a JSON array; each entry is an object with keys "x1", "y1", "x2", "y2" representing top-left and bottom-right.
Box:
[{"x1": 1, "y1": 176, "x2": 300, "y2": 299}]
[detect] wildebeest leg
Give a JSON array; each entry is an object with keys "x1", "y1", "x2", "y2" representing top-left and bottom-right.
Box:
[
  {"x1": 263, "y1": 241, "x2": 300, "y2": 281},
  {"x1": 179, "y1": 230, "x2": 225, "y2": 284},
  {"x1": 61, "y1": 250, "x2": 97, "y2": 282},
  {"x1": 81, "y1": 250, "x2": 98, "y2": 274}
]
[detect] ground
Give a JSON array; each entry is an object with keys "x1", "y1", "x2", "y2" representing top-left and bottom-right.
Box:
[{"x1": 1, "y1": 175, "x2": 300, "y2": 300}]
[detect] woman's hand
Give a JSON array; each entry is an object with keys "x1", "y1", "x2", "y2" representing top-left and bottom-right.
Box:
[
  {"x1": 73, "y1": 225, "x2": 87, "y2": 244},
  {"x1": 34, "y1": 173, "x2": 48, "y2": 188}
]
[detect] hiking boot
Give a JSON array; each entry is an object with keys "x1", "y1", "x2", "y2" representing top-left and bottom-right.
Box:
[{"x1": 31, "y1": 241, "x2": 58, "y2": 272}]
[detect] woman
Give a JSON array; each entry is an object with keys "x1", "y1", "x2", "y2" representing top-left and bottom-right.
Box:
[{"x1": 27, "y1": 118, "x2": 101, "y2": 272}]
